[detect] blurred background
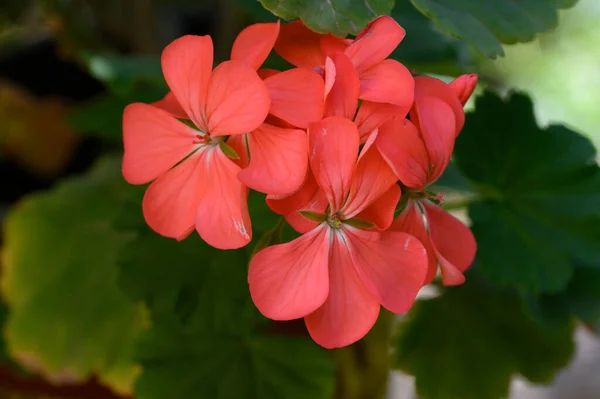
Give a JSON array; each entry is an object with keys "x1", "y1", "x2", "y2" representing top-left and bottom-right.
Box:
[{"x1": 0, "y1": 0, "x2": 599, "y2": 398}]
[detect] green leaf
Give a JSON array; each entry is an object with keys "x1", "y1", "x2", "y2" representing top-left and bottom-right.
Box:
[
  {"x1": 258, "y1": 0, "x2": 394, "y2": 36},
  {"x1": 525, "y1": 264, "x2": 600, "y2": 331},
  {"x1": 117, "y1": 218, "x2": 335, "y2": 399},
  {"x1": 410, "y1": 0, "x2": 579, "y2": 58},
  {"x1": 454, "y1": 91, "x2": 600, "y2": 294},
  {"x1": 390, "y1": 1, "x2": 471, "y2": 75},
  {"x1": 394, "y1": 276, "x2": 575, "y2": 399},
  {"x1": 135, "y1": 332, "x2": 335, "y2": 399},
  {"x1": 219, "y1": 140, "x2": 240, "y2": 160},
  {"x1": 0, "y1": 156, "x2": 146, "y2": 394}
]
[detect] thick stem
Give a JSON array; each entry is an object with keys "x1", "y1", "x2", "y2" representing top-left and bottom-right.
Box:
[{"x1": 333, "y1": 310, "x2": 395, "y2": 399}]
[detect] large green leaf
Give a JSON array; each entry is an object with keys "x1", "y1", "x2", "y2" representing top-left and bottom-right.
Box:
[
  {"x1": 394, "y1": 276, "x2": 575, "y2": 399},
  {"x1": 0, "y1": 156, "x2": 146, "y2": 394},
  {"x1": 453, "y1": 92, "x2": 600, "y2": 294},
  {"x1": 410, "y1": 0, "x2": 579, "y2": 58},
  {"x1": 390, "y1": 1, "x2": 471, "y2": 75},
  {"x1": 526, "y1": 264, "x2": 600, "y2": 331},
  {"x1": 258, "y1": 0, "x2": 394, "y2": 36},
  {"x1": 117, "y1": 212, "x2": 335, "y2": 399}
]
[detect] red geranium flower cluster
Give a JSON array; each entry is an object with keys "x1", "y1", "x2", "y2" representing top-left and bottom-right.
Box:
[{"x1": 122, "y1": 16, "x2": 477, "y2": 348}]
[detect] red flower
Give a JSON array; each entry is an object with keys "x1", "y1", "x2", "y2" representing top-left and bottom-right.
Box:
[
  {"x1": 248, "y1": 116, "x2": 428, "y2": 348},
  {"x1": 376, "y1": 75, "x2": 478, "y2": 285},
  {"x1": 122, "y1": 35, "x2": 270, "y2": 249},
  {"x1": 274, "y1": 16, "x2": 414, "y2": 109}
]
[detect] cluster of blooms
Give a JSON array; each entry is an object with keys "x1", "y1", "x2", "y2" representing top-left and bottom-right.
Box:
[{"x1": 122, "y1": 16, "x2": 477, "y2": 348}]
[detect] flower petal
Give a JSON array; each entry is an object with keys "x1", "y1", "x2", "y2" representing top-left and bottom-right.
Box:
[
  {"x1": 308, "y1": 116, "x2": 359, "y2": 212},
  {"x1": 266, "y1": 169, "x2": 319, "y2": 215},
  {"x1": 320, "y1": 34, "x2": 350, "y2": 57},
  {"x1": 376, "y1": 117, "x2": 429, "y2": 190},
  {"x1": 413, "y1": 76, "x2": 465, "y2": 134},
  {"x1": 231, "y1": 21, "x2": 280, "y2": 70},
  {"x1": 151, "y1": 92, "x2": 187, "y2": 119},
  {"x1": 345, "y1": 16, "x2": 405, "y2": 73},
  {"x1": 358, "y1": 59, "x2": 414, "y2": 107},
  {"x1": 305, "y1": 231, "x2": 380, "y2": 349},
  {"x1": 142, "y1": 149, "x2": 208, "y2": 240},
  {"x1": 205, "y1": 60, "x2": 270, "y2": 136},
  {"x1": 161, "y1": 35, "x2": 213, "y2": 129},
  {"x1": 196, "y1": 147, "x2": 252, "y2": 249},
  {"x1": 258, "y1": 68, "x2": 280, "y2": 79},
  {"x1": 422, "y1": 201, "x2": 476, "y2": 286},
  {"x1": 391, "y1": 199, "x2": 438, "y2": 285},
  {"x1": 342, "y1": 133, "x2": 398, "y2": 218},
  {"x1": 264, "y1": 68, "x2": 325, "y2": 128},
  {"x1": 411, "y1": 96, "x2": 456, "y2": 184},
  {"x1": 345, "y1": 225, "x2": 427, "y2": 314},
  {"x1": 122, "y1": 103, "x2": 198, "y2": 184},
  {"x1": 249, "y1": 224, "x2": 330, "y2": 320},
  {"x1": 324, "y1": 52, "x2": 360, "y2": 120},
  {"x1": 225, "y1": 134, "x2": 249, "y2": 168},
  {"x1": 239, "y1": 124, "x2": 308, "y2": 195},
  {"x1": 274, "y1": 21, "x2": 325, "y2": 68},
  {"x1": 353, "y1": 184, "x2": 400, "y2": 230},
  {"x1": 449, "y1": 74, "x2": 478, "y2": 106},
  {"x1": 285, "y1": 188, "x2": 329, "y2": 234},
  {"x1": 354, "y1": 100, "x2": 406, "y2": 143}
]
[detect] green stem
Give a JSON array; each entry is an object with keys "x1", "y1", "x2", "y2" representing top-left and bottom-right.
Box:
[
  {"x1": 333, "y1": 310, "x2": 395, "y2": 399},
  {"x1": 442, "y1": 198, "x2": 475, "y2": 211}
]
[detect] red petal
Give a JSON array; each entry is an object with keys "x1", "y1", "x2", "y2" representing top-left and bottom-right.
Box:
[
  {"x1": 358, "y1": 59, "x2": 414, "y2": 107},
  {"x1": 376, "y1": 117, "x2": 429, "y2": 190},
  {"x1": 411, "y1": 97, "x2": 456, "y2": 184},
  {"x1": 308, "y1": 116, "x2": 359, "y2": 212},
  {"x1": 324, "y1": 52, "x2": 360, "y2": 120},
  {"x1": 449, "y1": 74, "x2": 478, "y2": 106},
  {"x1": 354, "y1": 101, "x2": 407, "y2": 143},
  {"x1": 151, "y1": 92, "x2": 187, "y2": 119},
  {"x1": 142, "y1": 149, "x2": 208, "y2": 240},
  {"x1": 239, "y1": 124, "x2": 308, "y2": 195},
  {"x1": 413, "y1": 76, "x2": 465, "y2": 135},
  {"x1": 320, "y1": 34, "x2": 350, "y2": 57},
  {"x1": 225, "y1": 134, "x2": 249, "y2": 168},
  {"x1": 354, "y1": 184, "x2": 400, "y2": 230},
  {"x1": 161, "y1": 35, "x2": 213, "y2": 130},
  {"x1": 423, "y1": 201, "x2": 476, "y2": 286},
  {"x1": 249, "y1": 225, "x2": 330, "y2": 320},
  {"x1": 345, "y1": 16, "x2": 405, "y2": 73},
  {"x1": 267, "y1": 169, "x2": 319, "y2": 214},
  {"x1": 274, "y1": 21, "x2": 325, "y2": 68},
  {"x1": 305, "y1": 232, "x2": 380, "y2": 349},
  {"x1": 264, "y1": 68, "x2": 325, "y2": 128},
  {"x1": 345, "y1": 226, "x2": 427, "y2": 314},
  {"x1": 122, "y1": 103, "x2": 198, "y2": 184},
  {"x1": 391, "y1": 199, "x2": 438, "y2": 285},
  {"x1": 231, "y1": 21, "x2": 280, "y2": 70},
  {"x1": 342, "y1": 133, "x2": 398, "y2": 218},
  {"x1": 285, "y1": 188, "x2": 329, "y2": 234},
  {"x1": 258, "y1": 68, "x2": 280, "y2": 79},
  {"x1": 195, "y1": 147, "x2": 252, "y2": 249},
  {"x1": 205, "y1": 60, "x2": 270, "y2": 136}
]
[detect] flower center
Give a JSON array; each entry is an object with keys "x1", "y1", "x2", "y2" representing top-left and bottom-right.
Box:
[{"x1": 327, "y1": 213, "x2": 343, "y2": 229}]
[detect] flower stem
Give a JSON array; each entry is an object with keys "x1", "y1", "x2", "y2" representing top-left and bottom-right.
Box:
[{"x1": 333, "y1": 310, "x2": 395, "y2": 399}]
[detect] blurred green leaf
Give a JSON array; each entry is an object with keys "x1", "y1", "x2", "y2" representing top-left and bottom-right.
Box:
[
  {"x1": 410, "y1": 0, "x2": 579, "y2": 58},
  {"x1": 117, "y1": 210, "x2": 335, "y2": 399},
  {"x1": 135, "y1": 330, "x2": 335, "y2": 399},
  {"x1": 0, "y1": 156, "x2": 146, "y2": 395},
  {"x1": 454, "y1": 92, "x2": 600, "y2": 294},
  {"x1": 394, "y1": 276, "x2": 575, "y2": 399},
  {"x1": 258, "y1": 0, "x2": 394, "y2": 36},
  {"x1": 80, "y1": 52, "x2": 165, "y2": 96},
  {"x1": 390, "y1": 1, "x2": 471, "y2": 75},
  {"x1": 526, "y1": 264, "x2": 600, "y2": 331}
]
